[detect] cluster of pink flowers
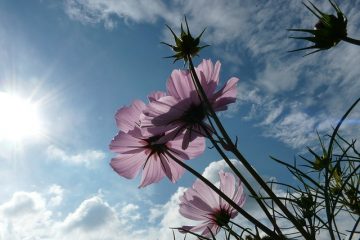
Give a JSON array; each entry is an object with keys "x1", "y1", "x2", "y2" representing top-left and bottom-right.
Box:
[
  {"x1": 110, "y1": 59, "x2": 239, "y2": 187},
  {"x1": 109, "y1": 58, "x2": 246, "y2": 236}
]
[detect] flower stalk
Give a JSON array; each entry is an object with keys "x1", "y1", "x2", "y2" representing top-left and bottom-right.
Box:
[{"x1": 188, "y1": 55, "x2": 311, "y2": 239}]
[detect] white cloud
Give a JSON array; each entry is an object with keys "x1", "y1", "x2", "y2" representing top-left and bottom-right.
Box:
[
  {"x1": 61, "y1": 196, "x2": 117, "y2": 232},
  {"x1": 46, "y1": 145, "x2": 106, "y2": 168},
  {"x1": 120, "y1": 203, "x2": 141, "y2": 221},
  {"x1": 64, "y1": 0, "x2": 170, "y2": 29},
  {"x1": 0, "y1": 191, "x2": 53, "y2": 240},
  {"x1": 48, "y1": 185, "x2": 65, "y2": 207}
]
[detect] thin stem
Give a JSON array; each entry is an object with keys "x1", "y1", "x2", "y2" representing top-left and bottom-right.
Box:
[
  {"x1": 348, "y1": 216, "x2": 360, "y2": 240},
  {"x1": 324, "y1": 156, "x2": 336, "y2": 240},
  {"x1": 342, "y1": 36, "x2": 360, "y2": 46},
  {"x1": 324, "y1": 97, "x2": 360, "y2": 239},
  {"x1": 187, "y1": 58, "x2": 282, "y2": 236},
  {"x1": 203, "y1": 127, "x2": 284, "y2": 237},
  {"x1": 327, "y1": 97, "x2": 360, "y2": 160},
  {"x1": 166, "y1": 152, "x2": 280, "y2": 239},
  {"x1": 187, "y1": 56, "x2": 310, "y2": 239},
  {"x1": 229, "y1": 220, "x2": 255, "y2": 237},
  {"x1": 223, "y1": 224, "x2": 241, "y2": 240}
]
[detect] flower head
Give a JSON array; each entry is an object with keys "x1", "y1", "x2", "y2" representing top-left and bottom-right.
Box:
[
  {"x1": 110, "y1": 100, "x2": 205, "y2": 188},
  {"x1": 162, "y1": 16, "x2": 209, "y2": 64},
  {"x1": 179, "y1": 171, "x2": 246, "y2": 237},
  {"x1": 288, "y1": 0, "x2": 347, "y2": 55},
  {"x1": 141, "y1": 59, "x2": 238, "y2": 149}
]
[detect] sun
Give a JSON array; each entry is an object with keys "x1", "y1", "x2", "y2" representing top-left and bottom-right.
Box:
[{"x1": 0, "y1": 92, "x2": 43, "y2": 142}]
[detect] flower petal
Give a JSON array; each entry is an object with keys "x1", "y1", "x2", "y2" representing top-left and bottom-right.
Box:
[
  {"x1": 159, "y1": 154, "x2": 185, "y2": 183},
  {"x1": 115, "y1": 100, "x2": 146, "y2": 132},
  {"x1": 219, "y1": 171, "x2": 236, "y2": 208},
  {"x1": 109, "y1": 129, "x2": 146, "y2": 154},
  {"x1": 211, "y1": 77, "x2": 239, "y2": 111},
  {"x1": 167, "y1": 69, "x2": 195, "y2": 100},
  {"x1": 148, "y1": 91, "x2": 166, "y2": 102},
  {"x1": 139, "y1": 154, "x2": 165, "y2": 188},
  {"x1": 168, "y1": 134, "x2": 205, "y2": 159},
  {"x1": 110, "y1": 151, "x2": 147, "y2": 179},
  {"x1": 197, "y1": 59, "x2": 220, "y2": 96}
]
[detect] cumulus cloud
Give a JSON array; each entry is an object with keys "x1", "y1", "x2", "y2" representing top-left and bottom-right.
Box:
[
  {"x1": 0, "y1": 190, "x2": 141, "y2": 240},
  {"x1": 118, "y1": 203, "x2": 141, "y2": 222},
  {"x1": 0, "y1": 191, "x2": 53, "y2": 239},
  {"x1": 1, "y1": 160, "x2": 358, "y2": 239},
  {"x1": 46, "y1": 145, "x2": 106, "y2": 168},
  {"x1": 60, "y1": 196, "x2": 118, "y2": 235},
  {"x1": 48, "y1": 184, "x2": 65, "y2": 207}
]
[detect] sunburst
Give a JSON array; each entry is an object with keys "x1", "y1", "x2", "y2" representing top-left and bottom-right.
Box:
[{"x1": 0, "y1": 92, "x2": 43, "y2": 142}]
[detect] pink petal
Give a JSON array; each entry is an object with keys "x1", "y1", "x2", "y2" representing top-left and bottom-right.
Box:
[
  {"x1": 159, "y1": 154, "x2": 185, "y2": 183},
  {"x1": 141, "y1": 96, "x2": 184, "y2": 127},
  {"x1": 202, "y1": 223, "x2": 220, "y2": 237},
  {"x1": 167, "y1": 69, "x2": 195, "y2": 100},
  {"x1": 167, "y1": 134, "x2": 205, "y2": 159},
  {"x1": 139, "y1": 154, "x2": 165, "y2": 188},
  {"x1": 211, "y1": 77, "x2": 239, "y2": 111},
  {"x1": 148, "y1": 91, "x2": 166, "y2": 102},
  {"x1": 219, "y1": 171, "x2": 236, "y2": 207},
  {"x1": 232, "y1": 182, "x2": 246, "y2": 207},
  {"x1": 191, "y1": 179, "x2": 219, "y2": 209},
  {"x1": 115, "y1": 100, "x2": 146, "y2": 132},
  {"x1": 109, "y1": 129, "x2": 146, "y2": 154},
  {"x1": 110, "y1": 151, "x2": 147, "y2": 179},
  {"x1": 197, "y1": 59, "x2": 220, "y2": 97},
  {"x1": 179, "y1": 200, "x2": 212, "y2": 221},
  {"x1": 180, "y1": 221, "x2": 215, "y2": 236},
  {"x1": 141, "y1": 97, "x2": 193, "y2": 136}
]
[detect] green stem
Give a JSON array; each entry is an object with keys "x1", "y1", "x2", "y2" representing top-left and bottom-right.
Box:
[
  {"x1": 187, "y1": 56, "x2": 310, "y2": 239},
  {"x1": 203, "y1": 127, "x2": 283, "y2": 237},
  {"x1": 324, "y1": 97, "x2": 360, "y2": 240},
  {"x1": 224, "y1": 224, "x2": 241, "y2": 240},
  {"x1": 166, "y1": 152, "x2": 280, "y2": 239},
  {"x1": 324, "y1": 165, "x2": 336, "y2": 240},
  {"x1": 342, "y1": 36, "x2": 360, "y2": 46}
]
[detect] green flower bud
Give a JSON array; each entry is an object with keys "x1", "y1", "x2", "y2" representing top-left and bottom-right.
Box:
[
  {"x1": 288, "y1": 0, "x2": 347, "y2": 55},
  {"x1": 297, "y1": 193, "x2": 315, "y2": 218},
  {"x1": 313, "y1": 154, "x2": 330, "y2": 171},
  {"x1": 161, "y1": 17, "x2": 209, "y2": 64}
]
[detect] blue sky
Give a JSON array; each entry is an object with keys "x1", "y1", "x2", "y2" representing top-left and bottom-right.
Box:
[{"x1": 0, "y1": 0, "x2": 359, "y2": 239}]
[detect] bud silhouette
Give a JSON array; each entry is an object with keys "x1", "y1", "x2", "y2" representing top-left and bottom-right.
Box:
[
  {"x1": 161, "y1": 16, "x2": 209, "y2": 64},
  {"x1": 288, "y1": 0, "x2": 347, "y2": 55}
]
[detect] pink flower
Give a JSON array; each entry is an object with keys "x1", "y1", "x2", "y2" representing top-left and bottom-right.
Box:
[
  {"x1": 179, "y1": 171, "x2": 246, "y2": 237},
  {"x1": 141, "y1": 59, "x2": 239, "y2": 149},
  {"x1": 110, "y1": 99, "x2": 205, "y2": 188}
]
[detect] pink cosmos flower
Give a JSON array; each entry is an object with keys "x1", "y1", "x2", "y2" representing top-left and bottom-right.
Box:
[
  {"x1": 110, "y1": 99, "x2": 205, "y2": 188},
  {"x1": 141, "y1": 59, "x2": 239, "y2": 149},
  {"x1": 179, "y1": 171, "x2": 246, "y2": 237}
]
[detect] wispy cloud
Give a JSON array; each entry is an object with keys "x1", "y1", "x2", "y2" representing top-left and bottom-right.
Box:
[
  {"x1": 61, "y1": 0, "x2": 360, "y2": 150},
  {"x1": 46, "y1": 145, "x2": 106, "y2": 168},
  {"x1": 64, "y1": 0, "x2": 170, "y2": 29}
]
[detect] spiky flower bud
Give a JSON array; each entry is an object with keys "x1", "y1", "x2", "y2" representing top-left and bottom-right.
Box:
[
  {"x1": 313, "y1": 154, "x2": 330, "y2": 171},
  {"x1": 288, "y1": 0, "x2": 347, "y2": 55},
  {"x1": 161, "y1": 17, "x2": 209, "y2": 64}
]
